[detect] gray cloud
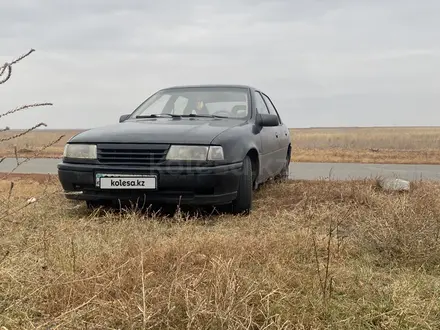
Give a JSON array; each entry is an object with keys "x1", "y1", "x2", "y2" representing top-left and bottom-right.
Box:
[{"x1": 1, "y1": 0, "x2": 439, "y2": 129}]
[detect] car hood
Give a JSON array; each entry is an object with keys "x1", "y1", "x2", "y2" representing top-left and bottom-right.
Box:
[{"x1": 69, "y1": 118, "x2": 243, "y2": 144}]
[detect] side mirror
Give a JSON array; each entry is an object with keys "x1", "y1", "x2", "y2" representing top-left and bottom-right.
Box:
[
  {"x1": 257, "y1": 113, "x2": 279, "y2": 127},
  {"x1": 119, "y1": 114, "x2": 130, "y2": 123}
]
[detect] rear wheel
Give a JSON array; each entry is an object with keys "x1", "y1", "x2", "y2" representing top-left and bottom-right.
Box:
[{"x1": 231, "y1": 155, "x2": 253, "y2": 215}]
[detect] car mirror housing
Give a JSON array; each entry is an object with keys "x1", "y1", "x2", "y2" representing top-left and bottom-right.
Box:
[
  {"x1": 257, "y1": 113, "x2": 279, "y2": 127},
  {"x1": 119, "y1": 114, "x2": 130, "y2": 123}
]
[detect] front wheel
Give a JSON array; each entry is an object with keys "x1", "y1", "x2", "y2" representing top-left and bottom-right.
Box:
[{"x1": 231, "y1": 155, "x2": 253, "y2": 215}]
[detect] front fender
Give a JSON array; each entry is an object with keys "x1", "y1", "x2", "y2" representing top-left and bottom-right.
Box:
[{"x1": 211, "y1": 124, "x2": 261, "y2": 163}]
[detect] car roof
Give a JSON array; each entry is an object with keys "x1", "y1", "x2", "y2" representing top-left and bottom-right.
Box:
[{"x1": 159, "y1": 84, "x2": 258, "y2": 92}]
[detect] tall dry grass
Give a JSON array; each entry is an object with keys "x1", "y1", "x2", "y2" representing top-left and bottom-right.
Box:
[
  {"x1": 291, "y1": 127, "x2": 440, "y2": 150},
  {"x1": 1, "y1": 177, "x2": 440, "y2": 329},
  {"x1": 290, "y1": 127, "x2": 440, "y2": 164}
]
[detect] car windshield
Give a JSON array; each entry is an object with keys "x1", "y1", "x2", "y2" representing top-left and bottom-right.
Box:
[{"x1": 130, "y1": 87, "x2": 250, "y2": 119}]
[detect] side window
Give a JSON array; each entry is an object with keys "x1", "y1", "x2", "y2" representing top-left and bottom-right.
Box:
[
  {"x1": 254, "y1": 92, "x2": 270, "y2": 114},
  {"x1": 261, "y1": 93, "x2": 281, "y2": 124}
]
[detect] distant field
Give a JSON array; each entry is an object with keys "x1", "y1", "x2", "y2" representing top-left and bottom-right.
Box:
[
  {"x1": 1, "y1": 126, "x2": 440, "y2": 164},
  {"x1": 290, "y1": 126, "x2": 440, "y2": 164}
]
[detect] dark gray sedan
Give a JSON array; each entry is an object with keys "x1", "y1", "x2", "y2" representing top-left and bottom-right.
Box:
[{"x1": 57, "y1": 84, "x2": 291, "y2": 214}]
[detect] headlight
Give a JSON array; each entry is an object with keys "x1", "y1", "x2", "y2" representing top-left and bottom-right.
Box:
[
  {"x1": 63, "y1": 144, "x2": 97, "y2": 159},
  {"x1": 166, "y1": 145, "x2": 224, "y2": 161}
]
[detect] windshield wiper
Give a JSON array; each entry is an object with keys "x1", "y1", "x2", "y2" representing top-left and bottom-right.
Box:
[
  {"x1": 181, "y1": 114, "x2": 229, "y2": 119},
  {"x1": 135, "y1": 114, "x2": 181, "y2": 119}
]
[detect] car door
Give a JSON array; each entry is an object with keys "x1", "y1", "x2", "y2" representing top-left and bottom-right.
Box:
[
  {"x1": 261, "y1": 92, "x2": 290, "y2": 157},
  {"x1": 259, "y1": 92, "x2": 287, "y2": 176},
  {"x1": 254, "y1": 91, "x2": 281, "y2": 180}
]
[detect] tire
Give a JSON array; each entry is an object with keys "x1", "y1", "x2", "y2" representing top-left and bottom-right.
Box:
[{"x1": 231, "y1": 155, "x2": 253, "y2": 215}]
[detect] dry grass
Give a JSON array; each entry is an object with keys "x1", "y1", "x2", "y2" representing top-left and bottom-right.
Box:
[
  {"x1": 1, "y1": 177, "x2": 440, "y2": 329},
  {"x1": 290, "y1": 127, "x2": 440, "y2": 164},
  {"x1": 3, "y1": 127, "x2": 440, "y2": 164}
]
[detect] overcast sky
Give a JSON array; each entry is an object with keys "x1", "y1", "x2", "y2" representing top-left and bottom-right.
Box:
[{"x1": 1, "y1": 0, "x2": 439, "y2": 129}]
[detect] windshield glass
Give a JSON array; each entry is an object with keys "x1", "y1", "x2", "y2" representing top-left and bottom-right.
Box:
[{"x1": 130, "y1": 87, "x2": 250, "y2": 119}]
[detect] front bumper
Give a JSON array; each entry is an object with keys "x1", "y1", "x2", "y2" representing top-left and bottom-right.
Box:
[{"x1": 57, "y1": 161, "x2": 243, "y2": 206}]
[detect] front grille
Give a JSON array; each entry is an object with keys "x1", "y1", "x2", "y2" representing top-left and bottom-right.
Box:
[{"x1": 97, "y1": 143, "x2": 170, "y2": 166}]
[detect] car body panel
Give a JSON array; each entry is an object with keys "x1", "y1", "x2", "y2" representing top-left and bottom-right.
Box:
[
  {"x1": 251, "y1": 89, "x2": 288, "y2": 181},
  {"x1": 259, "y1": 91, "x2": 291, "y2": 158},
  {"x1": 57, "y1": 161, "x2": 243, "y2": 205}
]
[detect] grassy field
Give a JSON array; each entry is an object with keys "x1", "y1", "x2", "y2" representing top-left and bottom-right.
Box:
[
  {"x1": 1, "y1": 176, "x2": 440, "y2": 328},
  {"x1": 291, "y1": 126, "x2": 440, "y2": 164},
  {"x1": 1, "y1": 126, "x2": 440, "y2": 164}
]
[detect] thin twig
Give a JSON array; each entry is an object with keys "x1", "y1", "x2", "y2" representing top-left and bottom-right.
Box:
[
  {"x1": 71, "y1": 237, "x2": 76, "y2": 274},
  {"x1": 0, "y1": 49, "x2": 35, "y2": 85},
  {"x1": 0, "y1": 64, "x2": 12, "y2": 84},
  {"x1": 0, "y1": 63, "x2": 7, "y2": 76},
  {"x1": 14, "y1": 146, "x2": 19, "y2": 166},
  {"x1": 0, "y1": 122, "x2": 47, "y2": 143},
  {"x1": 0, "y1": 102, "x2": 53, "y2": 120},
  {"x1": 312, "y1": 235, "x2": 323, "y2": 295},
  {"x1": 6, "y1": 182, "x2": 14, "y2": 221},
  {"x1": 141, "y1": 251, "x2": 147, "y2": 328},
  {"x1": 323, "y1": 220, "x2": 333, "y2": 303},
  {"x1": 10, "y1": 48, "x2": 35, "y2": 65}
]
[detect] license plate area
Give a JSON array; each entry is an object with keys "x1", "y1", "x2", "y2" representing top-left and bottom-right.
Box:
[{"x1": 96, "y1": 173, "x2": 157, "y2": 190}]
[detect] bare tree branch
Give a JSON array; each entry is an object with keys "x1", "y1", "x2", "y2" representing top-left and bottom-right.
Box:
[
  {"x1": 0, "y1": 103, "x2": 53, "y2": 120},
  {"x1": 0, "y1": 64, "x2": 12, "y2": 85},
  {"x1": 10, "y1": 49, "x2": 35, "y2": 65},
  {"x1": 1, "y1": 48, "x2": 60, "y2": 221},
  {"x1": 0, "y1": 49, "x2": 35, "y2": 85},
  {"x1": 0, "y1": 63, "x2": 7, "y2": 76},
  {"x1": 0, "y1": 122, "x2": 48, "y2": 143}
]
